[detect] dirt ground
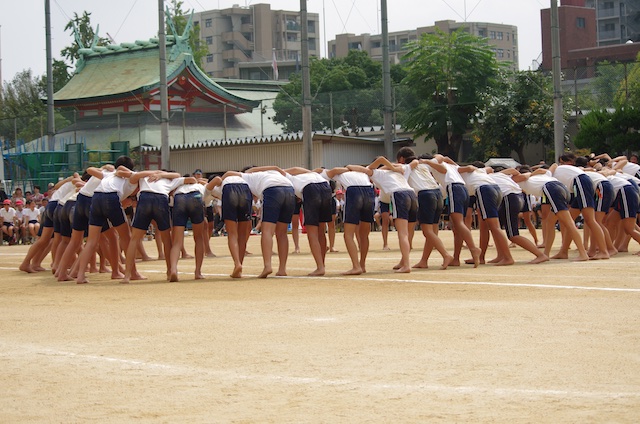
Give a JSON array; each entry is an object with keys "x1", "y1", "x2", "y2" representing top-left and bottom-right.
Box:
[{"x1": 1, "y1": 229, "x2": 639, "y2": 423}]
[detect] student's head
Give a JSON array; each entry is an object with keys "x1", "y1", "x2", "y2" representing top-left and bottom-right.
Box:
[
  {"x1": 241, "y1": 165, "x2": 255, "y2": 172},
  {"x1": 14, "y1": 187, "x2": 22, "y2": 196},
  {"x1": 517, "y1": 165, "x2": 531, "y2": 173},
  {"x1": 26, "y1": 199, "x2": 35, "y2": 209},
  {"x1": 15, "y1": 200, "x2": 23, "y2": 210},
  {"x1": 193, "y1": 169, "x2": 203, "y2": 178},
  {"x1": 114, "y1": 155, "x2": 134, "y2": 170},
  {"x1": 81, "y1": 172, "x2": 91, "y2": 182},
  {"x1": 575, "y1": 156, "x2": 589, "y2": 167},
  {"x1": 3, "y1": 199, "x2": 10, "y2": 209},
  {"x1": 471, "y1": 161, "x2": 485, "y2": 168},
  {"x1": 33, "y1": 185, "x2": 40, "y2": 193},
  {"x1": 558, "y1": 152, "x2": 576, "y2": 165},
  {"x1": 419, "y1": 153, "x2": 434, "y2": 160},
  {"x1": 396, "y1": 147, "x2": 417, "y2": 164},
  {"x1": 631, "y1": 154, "x2": 639, "y2": 164},
  {"x1": 492, "y1": 165, "x2": 505, "y2": 172}
]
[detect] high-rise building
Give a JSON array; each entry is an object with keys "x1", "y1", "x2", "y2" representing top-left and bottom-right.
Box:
[
  {"x1": 328, "y1": 20, "x2": 519, "y2": 71},
  {"x1": 194, "y1": 3, "x2": 320, "y2": 80},
  {"x1": 584, "y1": 0, "x2": 640, "y2": 45}
]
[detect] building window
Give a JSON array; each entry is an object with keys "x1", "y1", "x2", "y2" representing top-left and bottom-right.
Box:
[
  {"x1": 478, "y1": 29, "x2": 487, "y2": 37},
  {"x1": 307, "y1": 20, "x2": 316, "y2": 33},
  {"x1": 604, "y1": 23, "x2": 616, "y2": 32},
  {"x1": 489, "y1": 31, "x2": 496, "y2": 39},
  {"x1": 309, "y1": 38, "x2": 317, "y2": 51},
  {"x1": 206, "y1": 36, "x2": 213, "y2": 45},
  {"x1": 206, "y1": 54, "x2": 213, "y2": 63},
  {"x1": 576, "y1": 17, "x2": 586, "y2": 28},
  {"x1": 205, "y1": 18, "x2": 212, "y2": 28},
  {"x1": 372, "y1": 41, "x2": 381, "y2": 48},
  {"x1": 287, "y1": 33, "x2": 298, "y2": 42},
  {"x1": 497, "y1": 49, "x2": 504, "y2": 58},
  {"x1": 497, "y1": 31, "x2": 503, "y2": 40},
  {"x1": 506, "y1": 33, "x2": 510, "y2": 41}
]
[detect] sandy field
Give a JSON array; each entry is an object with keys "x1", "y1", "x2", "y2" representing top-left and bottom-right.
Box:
[{"x1": 1, "y1": 229, "x2": 639, "y2": 423}]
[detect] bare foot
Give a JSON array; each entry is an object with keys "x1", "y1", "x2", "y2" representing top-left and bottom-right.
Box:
[
  {"x1": 258, "y1": 268, "x2": 273, "y2": 278},
  {"x1": 494, "y1": 258, "x2": 515, "y2": 266},
  {"x1": 110, "y1": 271, "x2": 125, "y2": 280},
  {"x1": 608, "y1": 248, "x2": 618, "y2": 256},
  {"x1": 466, "y1": 258, "x2": 486, "y2": 265},
  {"x1": 275, "y1": 271, "x2": 287, "y2": 276},
  {"x1": 342, "y1": 268, "x2": 363, "y2": 275},
  {"x1": 76, "y1": 278, "x2": 89, "y2": 284},
  {"x1": 412, "y1": 261, "x2": 428, "y2": 269},
  {"x1": 157, "y1": 255, "x2": 165, "y2": 261},
  {"x1": 382, "y1": 246, "x2": 390, "y2": 251},
  {"x1": 131, "y1": 272, "x2": 147, "y2": 281},
  {"x1": 329, "y1": 248, "x2": 338, "y2": 252},
  {"x1": 231, "y1": 264, "x2": 243, "y2": 278},
  {"x1": 529, "y1": 254, "x2": 549, "y2": 264},
  {"x1": 551, "y1": 252, "x2": 569, "y2": 260},
  {"x1": 32, "y1": 266, "x2": 46, "y2": 272},
  {"x1": 392, "y1": 263, "x2": 402, "y2": 270},
  {"x1": 57, "y1": 274, "x2": 73, "y2": 282},
  {"x1": 205, "y1": 252, "x2": 217, "y2": 258},
  {"x1": 195, "y1": 273, "x2": 205, "y2": 280},
  {"x1": 19, "y1": 264, "x2": 34, "y2": 273},
  {"x1": 394, "y1": 266, "x2": 411, "y2": 273},
  {"x1": 449, "y1": 259, "x2": 461, "y2": 267},
  {"x1": 441, "y1": 255, "x2": 454, "y2": 270},
  {"x1": 571, "y1": 253, "x2": 590, "y2": 262},
  {"x1": 181, "y1": 254, "x2": 194, "y2": 260},
  {"x1": 99, "y1": 267, "x2": 111, "y2": 274},
  {"x1": 141, "y1": 256, "x2": 153, "y2": 262},
  {"x1": 470, "y1": 247, "x2": 481, "y2": 268},
  {"x1": 591, "y1": 252, "x2": 609, "y2": 260},
  {"x1": 308, "y1": 268, "x2": 325, "y2": 276},
  {"x1": 292, "y1": 248, "x2": 300, "y2": 254},
  {"x1": 120, "y1": 277, "x2": 130, "y2": 284},
  {"x1": 169, "y1": 272, "x2": 179, "y2": 282}
]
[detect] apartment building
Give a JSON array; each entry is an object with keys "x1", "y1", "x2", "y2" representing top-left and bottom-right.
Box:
[
  {"x1": 328, "y1": 20, "x2": 519, "y2": 71},
  {"x1": 584, "y1": 0, "x2": 640, "y2": 45},
  {"x1": 194, "y1": 3, "x2": 320, "y2": 80}
]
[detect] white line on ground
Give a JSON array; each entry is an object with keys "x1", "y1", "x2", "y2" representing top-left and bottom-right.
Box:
[{"x1": 1, "y1": 341, "x2": 638, "y2": 400}]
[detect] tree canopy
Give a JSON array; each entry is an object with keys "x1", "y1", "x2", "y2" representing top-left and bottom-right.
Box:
[
  {"x1": 574, "y1": 107, "x2": 640, "y2": 153},
  {"x1": 401, "y1": 29, "x2": 500, "y2": 160},
  {"x1": 272, "y1": 50, "x2": 404, "y2": 133}
]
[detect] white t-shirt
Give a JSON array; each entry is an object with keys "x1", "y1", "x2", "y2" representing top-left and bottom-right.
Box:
[
  {"x1": 320, "y1": 169, "x2": 371, "y2": 189},
  {"x1": 622, "y1": 162, "x2": 640, "y2": 177},
  {"x1": 607, "y1": 174, "x2": 632, "y2": 196},
  {"x1": 403, "y1": 163, "x2": 440, "y2": 193},
  {"x1": 23, "y1": 208, "x2": 40, "y2": 222},
  {"x1": 0, "y1": 207, "x2": 16, "y2": 223},
  {"x1": 427, "y1": 162, "x2": 465, "y2": 188},
  {"x1": 369, "y1": 169, "x2": 413, "y2": 194},
  {"x1": 583, "y1": 170, "x2": 608, "y2": 189},
  {"x1": 79, "y1": 173, "x2": 108, "y2": 197},
  {"x1": 286, "y1": 172, "x2": 327, "y2": 200},
  {"x1": 174, "y1": 183, "x2": 205, "y2": 196},
  {"x1": 516, "y1": 173, "x2": 559, "y2": 197},
  {"x1": 241, "y1": 171, "x2": 293, "y2": 198},
  {"x1": 58, "y1": 188, "x2": 78, "y2": 206},
  {"x1": 222, "y1": 175, "x2": 247, "y2": 187},
  {"x1": 139, "y1": 177, "x2": 185, "y2": 197},
  {"x1": 50, "y1": 181, "x2": 76, "y2": 202},
  {"x1": 552, "y1": 165, "x2": 584, "y2": 193},
  {"x1": 489, "y1": 172, "x2": 522, "y2": 196},
  {"x1": 94, "y1": 171, "x2": 138, "y2": 201},
  {"x1": 460, "y1": 168, "x2": 495, "y2": 193}
]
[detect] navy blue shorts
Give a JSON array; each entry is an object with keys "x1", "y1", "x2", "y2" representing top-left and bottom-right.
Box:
[
  {"x1": 132, "y1": 192, "x2": 171, "y2": 231},
  {"x1": 173, "y1": 191, "x2": 205, "y2": 227},
  {"x1": 391, "y1": 190, "x2": 418, "y2": 221},
  {"x1": 570, "y1": 174, "x2": 596, "y2": 210},
  {"x1": 302, "y1": 182, "x2": 333, "y2": 226},
  {"x1": 222, "y1": 183, "x2": 253, "y2": 222},
  {"x1": 59, "y1": 200, "x2": 76, "y2": 238},
  {"x1": 206, "y1": 205, "x2": 214, "y2": 222},
  {"x1": 379, "y1": 201, "x2": 390, "y2": 214},
  {"x1": 261, "y1": 186, "x2": 296, "y2": 224},
  {"x1": 542, "y1": 181, "x2": 570, "y2": 214},
  {"x1": 614, "y1": 184, "x2": 640, "y2": 219},
  {"x1": 594, "y1": 180, "x2": 614, "y2": 213},
  {"x1": 446, "y1": 183, "x2": 469, "y2": 216},
  {"x1": 344, "y1": 186, "x2": 375, "y2": 224},
  {"x1": 293, "y1": 198, "x2": 302, "y2": 215},
  {"x1": 499, "y1": 193, "x2": 524, "y2": 239},
  {"x1": 468, "y1": 194, "x2": 477, "y2": 210},
  {"x1": 417, "y1": 189, "x2": 444, "y2": 225},
  {"x1": 520, "y1": 193, "x2": 533, "y2": 212},
  {"x1": 42, "y1": 200, "x2": 58, "y2": 228},
  {"x1": 475, "y1": 184, "x2": 502, "y2": 220},
  {"x1": 3, "y1": 222, "x2": 13, "y2": 229},
  {"x1": 89, "y1": 192, "x2": 127, "y2": 228},
  {"x1": 53, "y1": 203, "x2": 64, "y2": 234},
  {"x1": 74, "y1": 194, "x2": 109, "y2": 234}
]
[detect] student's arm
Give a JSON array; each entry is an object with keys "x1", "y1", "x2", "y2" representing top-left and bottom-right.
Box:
[
  {"x1": 101, "y1": 164, "x2": 115, "y2": 172},
  {"x1": 457, "y1": 165, "x2": 477, "y2": 173},
  {"x1": 86, "y1": 167, "x2": 104, "y2": 179},
  {"x1": 511, "y1": 172, "x2": 530, "y2": 183},
  {"x1": 183, "y1": 177, "x2": 197, "y2": 185},
  {"x1": 146, "y1": 171, "x2": 181, "y2": 183},
  {"x1": 128, "y1": 170, "x2": 160, "y2": 184},
  {"x1": 440, "y1": 156, "x2": 458, "y2": 165},
  {"x1": 531, "y1": 168, "x2": 549, "y2": 176},
  {"x1": 245, "y1": 165, "x2": 285, "y2": 176},
  {"x1": 613, "y1": 159, "x2": 628, "y2": 171},
  {"x1": 284, "y1": 167, "x2": 311, "y2": 175},
  {"x1": 346, "y1": 164, "x2": 373, "y2": 176},
  {"x1": 324, "y1": 167, "x2": 349, "y2": 179},
  {"x1": 53, "y1": 175, "x2": 74, "y2": 190},
  {"x1": 221, "y1": 170, "x2": 241, "y2": 179},
  {"x1": 548, "y1": 163, "x2": 558, "y2": 174},
  {"x1": 499, "y1": 168, "x2": 520, "y2": 176},
  {"x1": 205, "y1": 176, "x2": 223, "y2": 191},
  {"x1": 369, "y1": 156, "x2": 403, "y2": 173},
  {"x1": 594, "y1": 153, "x2": 615, "y2": 162},
  {"x1": 419, "y1": 158, "x2": 447, "y2": 174}
]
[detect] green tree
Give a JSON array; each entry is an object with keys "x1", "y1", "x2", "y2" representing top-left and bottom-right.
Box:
[
  {"x1": 166, "y1": 0, "x2": 208, "y2": 68},
  {"x1": 574, "y1": 107, "x2": 640, "y2": 153},
  {"x1": 272, "y1": 50, "x2": 403, "y2": 133},
  {"x1": 61, "y1": 11, "x2": 109, "y2": 66},
  {"x1": 476, "y1": 71, "x2": 555, "y2": 164},
  {"x1": 616, "y1": 53, "x2": 640, "y2": 108},
  {"x1": 402, "y1": 29, "x2": 500, "y2": 160}
]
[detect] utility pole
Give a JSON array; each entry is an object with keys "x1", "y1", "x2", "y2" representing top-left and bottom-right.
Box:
[
  {"x1": 551, "y1": 0, "x2": 565, "y2": 160},
  {"x1": 300, "y1": 0, "x2": 313, "y2": 169},
  {"x1": 159, "y1": 0, "x2": 170, "y2": 170},
  {"x1": 381, "y1": 0, "x2": 393, "y2": 159},
  {"x1": 45, "y1": 0, "x2": 55, "y2": 150}
]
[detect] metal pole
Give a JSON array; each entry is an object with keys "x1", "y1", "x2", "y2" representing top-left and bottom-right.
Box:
[
  {"x1": 381, "y1": 0, "x2": 393, "y2": 159},
  {"x1": 45, "y1": 0, "x2": 55, "y2": 150},
  {"x1": 551, "y1": 0, "x2": 564, "y2": 160},
  {"x1": 329, "y1": 92, "x2": 334, "y2": 133},
  {"x1": 301, "y1": 0, "x2": 313, "y2": 168},
  {"x1": 158, "y1": 0, "x2": 170, "y2": 170}
]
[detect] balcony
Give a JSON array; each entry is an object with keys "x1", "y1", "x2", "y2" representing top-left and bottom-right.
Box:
[
  {"x1": 222, "y1": 67, "x2": 238, "y2": 78},
  {"x1": 223, "y1": 49, "x2": 249, "y2": 62},
  {"x1": 241, "y1": 23, "x2": 253, "y2": 33},
  {"x1": 222, "y1": 31, "x2": 253, "y2": 51},
  {"x1": 598, "y1": 29, "x2": 619, "y2": 40}
]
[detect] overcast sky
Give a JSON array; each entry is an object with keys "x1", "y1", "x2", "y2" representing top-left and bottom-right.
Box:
[{"x1": 1, "y1": 0, "x2": 551, "y2": 84}]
